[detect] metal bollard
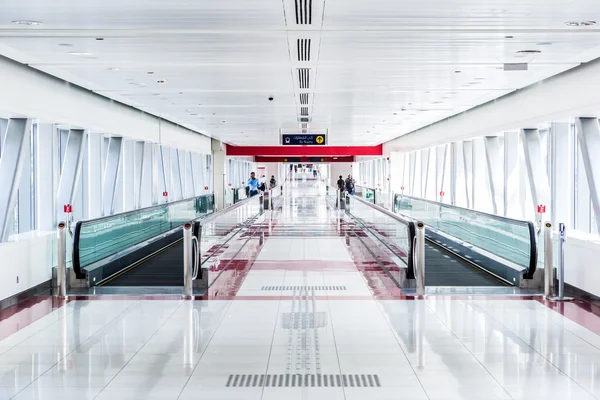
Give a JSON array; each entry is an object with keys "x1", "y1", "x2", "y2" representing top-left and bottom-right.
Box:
[
  {"x1": 549, "y1": 223, "x2": 573, "y2": 302},
  {"x1": 544, "y1": 222, "x2": 554, "y2": 297},
  {"x1": 183, "y1": 223, "x2": 193, "y2": 299},
  {"x1": 56, "y1": 222, "x2": 67, "y2": 298},
  {"x1": 345, "y1": 231, "x2": 350, "y2": 246},
  {"x1": 259, "y1": 231, "x2": 265, "y2": 246},
  {"x1": 415, "y1": 222, "x2": 426, "y2": 297}
]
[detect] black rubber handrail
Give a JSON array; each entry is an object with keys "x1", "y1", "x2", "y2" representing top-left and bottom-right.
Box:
[
  {"x1": 72, "y1": 194, "x2": 215, "y2": 279},
  {"x1": 348, "y1": 194, "x2": 417, "y2": 279},
  {"x1": 393, "y1": 193, "x2": 537, "y2": 279}
]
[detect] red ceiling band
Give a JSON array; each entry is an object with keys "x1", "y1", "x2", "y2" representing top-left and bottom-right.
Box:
[
  {"x1": 225, "y1": 144, "x2": 382, "y2": 157},
  {"x1": 254, "y1": 156, "x2": 354, "y2": 163}
]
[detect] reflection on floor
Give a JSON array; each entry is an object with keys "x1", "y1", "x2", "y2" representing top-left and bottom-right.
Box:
[{"x1": 0, "y1": 181, "x2": 599, "y2": 399}]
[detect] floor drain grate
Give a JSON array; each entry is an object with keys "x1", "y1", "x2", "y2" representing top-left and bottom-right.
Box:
[
  {"x1": 261, "y1": 285, "x2": 347, "y2": 291},
  {"x1": 226, "y1": 374, "x2": 381, "y2": 387}
]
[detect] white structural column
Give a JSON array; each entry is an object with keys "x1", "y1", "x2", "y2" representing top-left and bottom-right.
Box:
[
  {"x1": 36, "y1": 124, "x2": 56, "y2": 230},
  {"x1": 204, "y1": 154, "x2": 212, "y2": 194},
  {"x1": 421, "y1": 148, "x2": 431, "y2": 199},
  {"x1": 435, "y1": 145, "x2": 447, "y2": 202},
  {"x1": 462, "y1": 141, "x2": 473, "y2": 208},
  {"x1": 521, "y1": 128, "x2": 551, "y2": 215},
  {"x1": 133, "y1": 141, "x2": 144, "y2": 209},
  {"x1": 151, "y1": 144, "x2": 160, "y2": 205},
  {"x1": 57, "y1": 129, "x2": 85, "y2": 220},
  {"x1": 472, "y1": 138, "x2": 488, "y2": 211},
  {"x1": 18, "y1": 124, "x2": 32, "y2": 232},
  {"x1": 170, "y1": 148, "x2": 183, "y2": 200},
  {"x1": 575, "y1": 117, "x2": 600, "y2": 233},
  {"x1": 0, "y1": 119, "x2": 32, "y2": 240},
  {"x1": 212, "y1": 139, "x2": 226, "y2": 210},
  {"x1": 550, "y1": 123, "x2": 572, "y2": 226},
  {"x1": 408, "y1": 152, "x2": 417, "y2": 196},
  {"x1": 184, "y1": 151, "x2": 195, "y2": 198},
  {"x1": 140, "y1": 142, "x2": 153, "y2": 208},
  {"x1": 159, "y1": 146, "x2": 170, "y2": 202},
  {"x1": 504, "y1": 132, "x2": 521, "y2": 218},
  {"x1": 122, "y1": 140, "x2": 135, "y2": 211},
  {"x1": 102, "y1": 137, "x2": 122, "y2": 216},
  {"x1": 484, "y1": 136, "x2": 504, "y2": 215},
  {"x1": 87, "y1": 132, "x2": 103, "y2": 219}
]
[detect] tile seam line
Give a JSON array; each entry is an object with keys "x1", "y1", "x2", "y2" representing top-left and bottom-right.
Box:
[
  {"x1": 373, "y1": 300, "x2": 431, "y2": 400},
  {"x1": 7, "y1": 298, "x2": 144, "y2": 400},
  {"x1": 535, "y1": 298, "x2": 600, "y2": 337},
  {"x1": 91, "y1": 299, "x2": 189, "y2": 400},
  {"x1": 175, "y1": 297, "x2": 236, "y2": 400},
  {"x1": 324, "y1": 289, "x2": 349, "y2": 399},
  {"x1": 259, "y1": 270, "x2": 285, "y2": 398},
  {"x1": 423, "y1": 300, "x2": 516, "y2": 400},
  {"x1": 471, "y1": 299, "x2": 600, "y2": 400},
  {"x1": 0, "y1": 298, "x2": 77, "y2": 352}
]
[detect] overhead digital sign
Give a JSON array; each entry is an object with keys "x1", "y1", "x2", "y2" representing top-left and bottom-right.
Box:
[{"x1": 281, "y1": 134, "x2": 327, "y2": 146}]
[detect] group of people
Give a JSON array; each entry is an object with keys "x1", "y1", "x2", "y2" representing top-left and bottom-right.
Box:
[
  {"x1": 337, "y1": 174, "x2": 355, "y2": 195},
  {"x1": 247, "y1": 172, "x2": 277, "y2": 197}
]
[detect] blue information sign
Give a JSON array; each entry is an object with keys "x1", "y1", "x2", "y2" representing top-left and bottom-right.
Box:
[{"x1": 282, "y1": 134, "x2": 326, "y2": 146}]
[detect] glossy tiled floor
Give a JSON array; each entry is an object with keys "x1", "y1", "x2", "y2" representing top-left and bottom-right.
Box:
[{"x1": 2, "y1": 181, "x2": 600, "y2": 399}]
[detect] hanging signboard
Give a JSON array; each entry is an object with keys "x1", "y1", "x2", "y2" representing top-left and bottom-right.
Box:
[{"x1": 281, "y1": 134, "x2": 327, "y2": 146}]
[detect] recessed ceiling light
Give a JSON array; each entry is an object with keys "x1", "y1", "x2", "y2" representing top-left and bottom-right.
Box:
[
  {"x1": 222, "y1": 120, "x2": 226, "y2": 123},
  {"x1": 95, "y1": 37, "x2": 104, "y2": 41},
  {"x1": 565, "y1": 21, "x2": 580, "y2": 26},
  {"x1": 504, "y1": 35, "x2": 514, "y2": 39},
  {"x1": 12, "y1": 20, "x2": 42, "y2": 26},
  {"x1": 107, "y1": 67, "x2": 119, "y2": 71},
  {"x1": 156, "y1": 79, "x2": 166, "y2": 84},
  {"x1": 69, "y1": 51, "x2": 92, "y2": 56},
  {"x1": 147, "y1": 72, "x2": 154, "y2": 75},
  {"x1": 517, "y1": 49, "x2": 541, "y2": 54},
  {"x1": 393, "y1": 113, "x2": 397, "y2": 115},
  {"x1": 581, "y1": 21, "x2": 596, "y2": 26},
  {"x1": 537, "y1": 42, "x2": 552, "y2": 46},
  {"x1": 455, "y1": 70, "x2": 461, "y2": 73},
  {"x1": 58, "y1": 43, "x2": 73, "y2": 47}
]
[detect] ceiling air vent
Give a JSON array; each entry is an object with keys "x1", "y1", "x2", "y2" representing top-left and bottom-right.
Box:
[
  {"x1": 299, "y1": 93, "x2": 309, "y2": 105},
  {"x1": 298, "y1": 117, "x2": 311, "y2": 123},
  {"x1": 300, "y1": 107, "x2": 309, "y2": 116},
  {"x1": 294, "y1": 0, "x2": 312, "y2": 25},
  {"x1": 504, "y1": 63, "x2": 528, "y2": 71},
  {"x1": 301, "y1": 123, "x2": 308, "y2": 129},
  {"x1": 298, "y1": 68, "x2": 310, "y2": 89},
  {"x1": 297, "y1": 39, "x2": 311, "y2": 61},
  {"x1": 302, "y1": 129, "x2": 308, "y2": 133}
]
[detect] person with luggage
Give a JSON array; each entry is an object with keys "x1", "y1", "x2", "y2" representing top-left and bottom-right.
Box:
[{"x1": 345, "y1": 174, "x2": 355, "y2": 195}]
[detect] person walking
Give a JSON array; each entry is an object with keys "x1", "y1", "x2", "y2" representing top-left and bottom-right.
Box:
[
  {"x1": 269, "y1": 175, "x2": 277, "y2": 189},
  {"x1": 337, "y1": 175, "x2": 345, "y2": 192},
  {"x1": 248, "y1": 172, "x2": 260, "y2": 197},
  {"x1": 345, "y1": 174, "x2": 355, "y2": 195}
]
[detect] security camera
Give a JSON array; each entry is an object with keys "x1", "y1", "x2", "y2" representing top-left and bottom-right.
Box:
[{"x1": 268, "y1": 97, "x2": 274, "y2": 101}]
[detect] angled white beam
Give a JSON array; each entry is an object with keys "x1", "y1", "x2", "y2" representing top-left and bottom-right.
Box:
[
  {"x1": 575, "y1": 117, "x2": 600, "y2": 233},
  {"x1": 435, "y1": 145, "x2": 447, "y2": 202},
  {"x1": 550, "y1": 123, "x2": 572, "y2": 227},
  {"x1": 18, "y1": 124, "x2": 32, "y2": 232},
  {"x1": 0, "y1": 119, "x2": 32, "y2": 240},
  {"x1": 133, "y1": 141, "x2": 144, "y2": 209},
  {"x1": 462, "y1": 141, "x2": 473, "y2": 208},
  {"x1": 521, "y1": 128, "x2": 551, "y2": 214},
  {"x1": 171, "y1": 148, "x2": 183, "y2": 200},
  {"x1": 102, "y1": 137, "x2": 122, "y2": 216},
  {"x1": 122, "y1": 140, "x2": 135, "y2": 211},
  {"x1": 184, "y1": 151, "x2": 195, "y2": 198},
  {"x1": 159, "y1": 145, "x2": 170, "y2": 202},
  {"x1": 139, "y1": 142, "x2": 153, "y2": 208},
  {"x1": 57, "y1": 128, "x2": 85, "y2": 220},
  {"x1": 484, "y1": 136, "x2": 504, "y2": 215},
  {"x1": 421, "y1": 148, "x2": 431, "y2": 199},
  {"x1": 409, "y1": 152, "x2": 417, "y2": 196},
  {"x1": 87, "y1": 132, "x2": 103, "y2": 219},
  {"x1": 504, "y1": 132, "x2": 522, "y2": 218},
  {"x1": 36, "y1": 124, "x2": 56, "y2": 230}
]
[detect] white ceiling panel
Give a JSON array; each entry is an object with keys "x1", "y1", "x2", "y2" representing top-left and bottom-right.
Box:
[{"x1": 0, "y1": 0, "x2": 599, "y2": 145}]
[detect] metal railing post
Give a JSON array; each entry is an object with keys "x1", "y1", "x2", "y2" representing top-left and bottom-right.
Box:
[
  {"x1": 56, "y1": 222, "x2": 67, "y2": 298},
  {"x1": 337, "y1": 189, "x2": 341, "y2": 209},
  {"x1": 415, "y1": 221, "x2": 426, "y2": 297},
  {"x1": 269, "y1": 189, "x2": 273, "y2": 210},
  {"x1": 544, "y1": 222, "x2": 554, "y2": 297},
  {"x1": 550, "y1": 223, "x2": 573, "y2": 301},
  {"x1": 183, "y1": 223, "x2": 193, "y2": 299}
]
